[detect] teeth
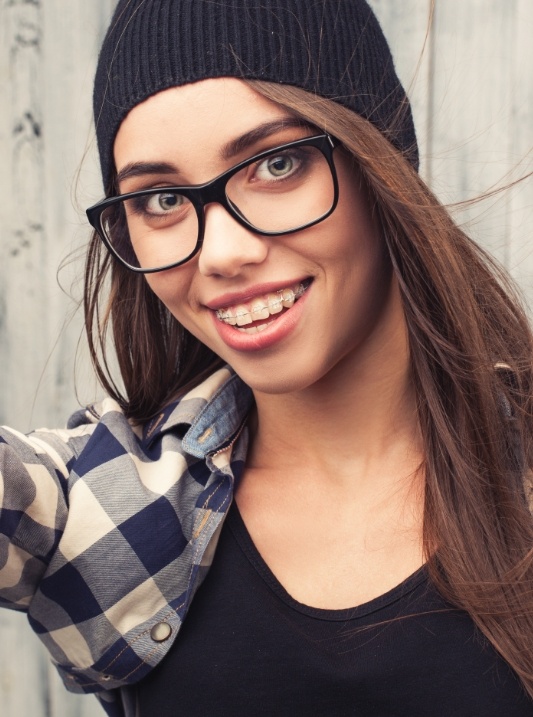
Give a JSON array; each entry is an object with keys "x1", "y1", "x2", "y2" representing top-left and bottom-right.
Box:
[
  {"x1": 216, "y1": 282, "x2": 308, "y2": 327},
  {"x1": 281, "y1": 288, "x2": 296, "y2": 308},
  {"x1": 235, "y1": 306, "x2": 253, "y2": 326},
  {"x1": 250, "y1": 299, "x2": 270, "y2": 321},
  {"x1": 218, "y1": 310, "x2": 237, "y2": 325},
  {"x1": 237, "y1": 321, "x2": 273, "y2": 334},
  {"x1": 267, "y1": 295, "x2": 283, "y2": 314}
]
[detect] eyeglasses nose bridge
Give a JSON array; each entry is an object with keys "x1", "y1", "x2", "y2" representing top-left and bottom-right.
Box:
[
  {"x1": 192, "y1": 172, "x2": 247, "y2": 243},
  {"x1": 193, "y1": 171, "x2": 233, "y2": 212}
]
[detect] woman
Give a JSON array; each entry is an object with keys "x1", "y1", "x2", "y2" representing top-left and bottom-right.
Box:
[{"x1": 1, "y1": 1, "x2": 533, "y2": 715}]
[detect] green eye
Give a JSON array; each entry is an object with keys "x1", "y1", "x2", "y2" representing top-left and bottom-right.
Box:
[
  {"x1": 266, "y1": 156, "x2": 294, "y2": 176},
  {"x1": 149, "y1": 193, "x2": 183, "y2": 213},
  {"x1": 255, "y1": 152, "x2": 301, "y2": 181}
]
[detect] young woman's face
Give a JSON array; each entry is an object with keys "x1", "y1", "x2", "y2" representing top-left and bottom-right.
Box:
[{"x1": 113, "y1": 78, "x2": 405, "y2": 395}]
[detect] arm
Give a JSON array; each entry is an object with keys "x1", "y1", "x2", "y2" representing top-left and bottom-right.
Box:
[{"x1": 0, "y1": 419, "x2": 97, "y2": 609}]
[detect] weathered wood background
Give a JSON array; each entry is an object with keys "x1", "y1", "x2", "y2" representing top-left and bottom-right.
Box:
[{"x1": 0, "y1": 1, "x2": 532, "y2": 715}]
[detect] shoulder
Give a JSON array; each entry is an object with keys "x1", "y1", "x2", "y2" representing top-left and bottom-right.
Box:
[{"x1": 1, "y1": 366, "x2": 252, "y2": 694}]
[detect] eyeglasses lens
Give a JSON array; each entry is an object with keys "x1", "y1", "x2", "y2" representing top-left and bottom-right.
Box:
[
  {"x1": 226, "y1": 145, "x2": 334, "y2": 232},
  {"x1": 99, "y1": 193, "x2": 198, "y2": 270}
]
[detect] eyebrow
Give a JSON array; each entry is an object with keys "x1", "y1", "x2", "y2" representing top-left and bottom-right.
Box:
[
  {"x1": 220, "y1": 117, "x2": 312, "y2": 160},
  {"x1": 115, "y1": 117, "x2": 313, "y2": 185}
]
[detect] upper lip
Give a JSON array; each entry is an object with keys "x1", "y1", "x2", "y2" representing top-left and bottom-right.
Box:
[{"x1": 204, "y1": 278, "x2": 312, "y2": 311}]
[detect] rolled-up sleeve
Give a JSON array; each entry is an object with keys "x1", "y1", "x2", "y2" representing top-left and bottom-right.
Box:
[{"x1": 0, "y1": 422, "x2": 96, "y2": 608}]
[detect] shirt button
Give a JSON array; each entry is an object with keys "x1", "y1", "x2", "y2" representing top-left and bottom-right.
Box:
[{"x1": 150, "y1": 622, "x2": 172, "y2": 642}]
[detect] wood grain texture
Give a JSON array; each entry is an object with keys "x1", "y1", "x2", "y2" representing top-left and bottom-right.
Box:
[
  {"x1": 368, "y1": 0, "x2": 433, "y2": 166},
  {"x1": 0, "y1": 2, "x2": 532, "y2": 716},
  {"x1": 370, "y1": 0, "x2": 533, "y2": 305},
  {"x1": 0, "y1": 4, "x2": 116, "y2": 716}
]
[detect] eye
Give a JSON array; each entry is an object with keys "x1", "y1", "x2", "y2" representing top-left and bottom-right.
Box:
[
  {"x1": 254, "y1": 152, "x2": 302, "y2": 181},
  {"x1": 144, "y1": 192, "x2": 185, "y2": 215}
]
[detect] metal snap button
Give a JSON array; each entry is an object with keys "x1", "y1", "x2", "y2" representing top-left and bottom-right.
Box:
[{"x1": 150, "y1": 622, "x2": 172, "y2": 642}]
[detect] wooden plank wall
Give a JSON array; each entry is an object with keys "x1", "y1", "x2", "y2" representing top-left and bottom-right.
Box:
[{"x1": 0, "y1": 1, "x2": 531, "y2": 715}]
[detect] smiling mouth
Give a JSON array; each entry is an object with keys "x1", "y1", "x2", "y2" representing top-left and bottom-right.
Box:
[{"x1": 215, "y1": 280, "x2": 311, "y2": 334}]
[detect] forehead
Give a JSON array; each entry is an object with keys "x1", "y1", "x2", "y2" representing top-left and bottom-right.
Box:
[{"x1": 113, "y1": 78, "x2": 293, "y2": 173}]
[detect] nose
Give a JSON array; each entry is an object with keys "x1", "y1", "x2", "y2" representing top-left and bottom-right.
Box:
[{"x1": 197, "y1": 202, "x2": 269, "y2": 278}]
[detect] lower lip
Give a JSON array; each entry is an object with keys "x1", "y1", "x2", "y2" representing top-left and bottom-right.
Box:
[{"x1": 210, "y1": 285, "x2": 311, "y2": 352}]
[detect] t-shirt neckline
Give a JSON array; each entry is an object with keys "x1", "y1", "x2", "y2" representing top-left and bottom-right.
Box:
[{"x1": 227, "y1": 500, "x2": 428, "y2": 622}]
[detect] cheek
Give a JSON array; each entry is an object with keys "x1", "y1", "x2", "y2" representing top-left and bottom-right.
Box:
[
  {"x1": 328, "y1": 180, "x2": 386, "y2": 283},
  {"x1": 144, "y1": 267, "x2": 223, "y2": 355},
  {"x1": 344, "y1": 224, "x2": 393, "y2": 316},
  {"x1": 145, "y1": 268, "x2": 194, "y2": 321},
  {"x1": 328, "y1": 183, "x2": 393, "y2": 328}
]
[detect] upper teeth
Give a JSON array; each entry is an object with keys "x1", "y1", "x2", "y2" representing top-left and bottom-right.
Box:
[{"x1": 216, "y1": 283, "x2": 307, "y2": 326}]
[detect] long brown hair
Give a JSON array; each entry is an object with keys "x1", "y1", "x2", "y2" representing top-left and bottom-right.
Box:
[{"x1": 84, "y1": 81, "x2": 533, "y2": 695}]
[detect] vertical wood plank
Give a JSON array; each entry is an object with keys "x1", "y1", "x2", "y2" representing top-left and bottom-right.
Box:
[
  {"x1": 504, "y1": 0, "x2": 533, "y2": 308},
  {"x1": 372, "y1": 0, "x2": 533, "y2": 307},
  {"x1": 0, "y1": 0, "x2": 48, "y2": 431},
  {"x1": 429, "y1": 0, "x2": 518, "y2": 262},
  {"x1": 368, "y1": 0, "x2": 433, "y2": 173},
  {"x1": 39, "y1": 0, "x2": 118, "y2": 426},
  {"x1": 427, "y1": 0, "x2": 532, "y2": 285},
  {"x1": 1, "y1": 3, "x2": 116, "y2": 716},
  {"x1": 0, "y1": 2, "x2": 53, "y2": 705},
  {"x1": 0, "y1": 611, "x2": 49, "y2": 717}
]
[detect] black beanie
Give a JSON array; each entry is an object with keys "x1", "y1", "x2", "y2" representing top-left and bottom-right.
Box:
[{"x1": 93, "y1": 0, "x2": 419, "y2": 190}]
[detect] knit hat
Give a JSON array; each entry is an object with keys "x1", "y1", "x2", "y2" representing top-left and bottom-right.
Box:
[{"x1": 94, "y1": 0, "x2": 419, "y2": 190}]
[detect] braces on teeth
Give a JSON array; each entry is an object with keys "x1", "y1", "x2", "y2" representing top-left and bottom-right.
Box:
[{"x1": 216, "y1": 283, "x2": 308, "y2": 326}]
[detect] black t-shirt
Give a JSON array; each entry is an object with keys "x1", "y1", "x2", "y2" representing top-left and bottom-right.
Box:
[{"x1": 137, "y1": 502, "x2": 533, "y2": 716}]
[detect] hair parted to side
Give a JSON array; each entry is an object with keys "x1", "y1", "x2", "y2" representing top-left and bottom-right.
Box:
[{"x1": 84, "y1": 80, "x2": 533, "y2": 697}]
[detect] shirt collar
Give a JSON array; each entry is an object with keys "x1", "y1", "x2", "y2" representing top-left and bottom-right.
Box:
[{"x1": 142, "y1": 367, "x2": 254, "y2": 458}]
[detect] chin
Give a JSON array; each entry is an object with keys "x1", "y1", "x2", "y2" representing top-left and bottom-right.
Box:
[{"x1": 227, "y1": 357, "x2": 333, "y2": 396}]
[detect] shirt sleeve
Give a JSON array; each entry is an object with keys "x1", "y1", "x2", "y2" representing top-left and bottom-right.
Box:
[{"x1": 0, "y1": 419, "x2": 97, "y2": 609}]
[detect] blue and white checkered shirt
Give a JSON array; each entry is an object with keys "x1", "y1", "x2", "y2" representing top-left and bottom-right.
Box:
[{"x1": 0, "y1": 367, "x2": 253, "y2": 716}]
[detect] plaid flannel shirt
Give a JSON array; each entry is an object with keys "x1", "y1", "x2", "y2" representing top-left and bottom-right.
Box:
[{"x1": 0, "y1": 367, "x2": 253, "y2": 717}]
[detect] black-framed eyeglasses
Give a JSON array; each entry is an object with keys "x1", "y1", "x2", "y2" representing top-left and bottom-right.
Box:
[{"x1": 86, "y1": 133, "x2": 340, "y2": 273}]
